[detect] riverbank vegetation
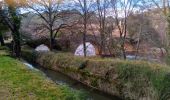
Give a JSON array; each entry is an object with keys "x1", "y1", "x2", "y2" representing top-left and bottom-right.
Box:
[
  {"x1": 0, "y1": 48, "x2": 87, "y2": 100},
  {"x1": 22, "y1": 49, "x2": 170, "y2": 100}
]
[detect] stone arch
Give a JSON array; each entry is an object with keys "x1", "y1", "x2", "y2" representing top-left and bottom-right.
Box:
[
  {"x1": 74, "y1": 42, "x2": 100, "y2": 56},
  {"x1": 87, "y1": 41, "x2": 100, "y2": 55}
]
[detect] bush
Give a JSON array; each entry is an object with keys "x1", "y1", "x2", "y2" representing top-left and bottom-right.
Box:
[
  {"x1": 0, "y1": 46, "x2": 9, "y2": 50},
  {"x1": 21, "y1": 46, "x2": 37, "y2": 63},
  {"x1": 0, "y1": 46, "x2": 10, "y2": 56},
  {"x1": 22, "y1": 50, "x2": 170, "y2": 100}
]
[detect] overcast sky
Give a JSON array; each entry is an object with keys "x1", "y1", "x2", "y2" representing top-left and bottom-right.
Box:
[{"x1": 0, "y1": 0, "x2": 163, "y2": 17}]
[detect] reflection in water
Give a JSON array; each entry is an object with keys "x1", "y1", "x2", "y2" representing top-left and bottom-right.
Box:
[{"x1": 23, "y1": 61, "x2": 121, "y2": 100}]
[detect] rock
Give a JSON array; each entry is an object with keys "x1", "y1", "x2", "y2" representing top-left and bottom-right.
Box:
[
  {"x1": 148, "y1": 47, "x2": 166, "y2": 59},
  {"x1": 35, "y1": 44, "x2": 50, "y2": 52},
  {"x1": 74, "y1": 42, "x2": 96, "y2": 56}
]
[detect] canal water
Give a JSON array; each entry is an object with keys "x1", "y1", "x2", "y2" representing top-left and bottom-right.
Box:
[{"x1": 23, "y1": 61, "x2": 121, "y2": 100}]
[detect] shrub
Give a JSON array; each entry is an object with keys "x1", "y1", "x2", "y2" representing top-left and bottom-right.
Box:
[
  {"x1": 0, "y1": 46, "x2": 10, "y2": 56},
  {"x1": 21, "y1": 47, "x2": 37, "y2": 63},
  {"x1": 0, "y1": 46, "x2": 9, "y2": 50}
]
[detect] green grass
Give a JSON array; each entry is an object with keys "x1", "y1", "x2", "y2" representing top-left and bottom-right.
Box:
[{"x1": 0, "y1": 49, "x2": 87, "y2": 99}]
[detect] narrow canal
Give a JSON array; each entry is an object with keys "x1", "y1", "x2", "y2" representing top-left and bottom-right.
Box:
[{"x1": 23, "y1": 61, "x2": 122, "y2": 100}]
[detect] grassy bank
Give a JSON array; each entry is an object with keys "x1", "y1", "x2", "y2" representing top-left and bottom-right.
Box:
[
  {"x1": 0, "y1": 49, "x2": 86, "y2": 99},
  {"x1": 22, "y1": 49, "x2": 170, "y2": 100}
]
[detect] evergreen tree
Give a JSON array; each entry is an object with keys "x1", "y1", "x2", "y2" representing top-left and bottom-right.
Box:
[
  {"x1": 0, "y1": 18, "x2": 9, "y2": 46},
  {"x1": 0, "y1": 0, "x2": 22, "y2": 57}
]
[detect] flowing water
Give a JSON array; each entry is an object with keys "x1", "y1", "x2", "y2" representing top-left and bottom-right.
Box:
[{"x1": 23, "y1": 61, "x2": 122, "y2": 100}]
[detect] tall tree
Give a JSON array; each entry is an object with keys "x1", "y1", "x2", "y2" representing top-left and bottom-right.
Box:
[
  {"x1": 0, "y1": 17, "x2": 9, "y2": 46},
  {"x1": 150, "y1": 0, "x2": 170, "y2": 52},
  {"x1": 151, "y1": 0, "x2": 170, "y2": 15},
  {"x1": 74, "y1": 0, "x2": 95, "y2": 57},
  {"x1": 95, "y1": 0, "x2": 110, "y2": 55},
  {"x1": 0, "y1": 0, "x2": 23, "y2": 57},
  {"x1": 26, "y1": 0, "x2": 68, "y2": 50},
  {"x1": 111, "y1": 0, "x2": 140, "y2": 59}
]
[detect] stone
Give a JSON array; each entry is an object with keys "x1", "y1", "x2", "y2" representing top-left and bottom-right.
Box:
[
  {"x1": 74, "y1": 42, "x2": 96, "y2": 56},
  {"x1": 35, "y1": 44, "x2": 50, "y2": 52},
  {"x1": 150, "y1": 47, "x2": 166, "y2": 57}
]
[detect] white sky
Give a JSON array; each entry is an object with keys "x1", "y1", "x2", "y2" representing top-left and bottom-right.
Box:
[{"x1": 0, "y1": 0, "x2": 162, "y2": 18}]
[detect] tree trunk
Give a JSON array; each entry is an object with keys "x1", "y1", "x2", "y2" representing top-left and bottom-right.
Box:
[
  {"x1": 0, "y1": 33, "x2": 5, "y2": 46},
  {"x1": 50, "y1": 29, "x2": 53, "y2": 51},
  {"x1": 13, "y1": 31, "x2": 21, "y2": 58},
  {"x1": 98, "y1": 21, "x2": 103, "y2": 55},
  {"x1": 15, "y1": 38, "x2": 21, "y2": 58},
  {"x1": 100, "y1": 30, "x2": 104, "y2": 55},
  {"x1": 83, "y1": 27, "x2": 87, "y2": 57},
  {"x1": 123, "y1": 16, "x2": 128, "y2": 60},
  {"x1": 135, "y1": 25, "x2": 142, "y2": 59},
  {"x1": 121, "y1": 43, "x2": 126, "y2": 59},
  {"x1": 135, "y1": 39, "x2": 140, "y2": 60},
  {"x1": 83, "y1": 0, "x2": 87, "y2": 57},
  {"x1": 50, "y1": 37, "x2": 53, "y2": 51}
]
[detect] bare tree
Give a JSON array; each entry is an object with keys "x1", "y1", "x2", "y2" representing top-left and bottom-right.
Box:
[
  {"x1": 26, "y1": 0, "x2": 70, "y2": 50},
  {"x1": 74, "y1": 0, "x2": 95, "y2": 57},
  {"x1": 127, "y1": 12, "x2": 146, "y2": 59},
  {"x1": 111, "y1": 0, "x2": 140, "y2": 59},
  {"x1": 145, "y1": 0, "x2": 170, "y2": 55},
  {"x1": 150, "y1": 0, "x2": 170, "y2": 15},
  {"x1": 95, "y1": 0, "x2": 110, "y2": 55}
]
